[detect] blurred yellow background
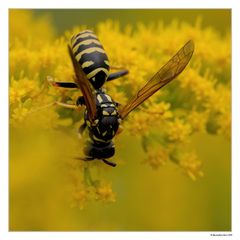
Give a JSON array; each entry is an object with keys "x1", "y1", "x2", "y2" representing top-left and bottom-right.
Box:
[{"x1": 9, "y1": 9, "x2": 231, "y2": 231}]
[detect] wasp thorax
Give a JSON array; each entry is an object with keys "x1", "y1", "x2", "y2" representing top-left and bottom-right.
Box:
[
  {"x1": 90, "y1": 114, "x2": 119, "y2": 142},
  {"x1": 101, "y1": 116, "x2": 119, "y2": 139}
]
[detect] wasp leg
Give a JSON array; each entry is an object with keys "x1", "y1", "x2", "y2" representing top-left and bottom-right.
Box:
[
  {"x1": 76, "y1": 96, "x2": 85, "y2": 106},
  {"x1": 54, "y1": 96, "x2": 85, "y2": 112},
  {"x1": 107, "y1": 70, "x2": 129, "y2": 81},
  {"x1": 55, "y1": 101, "x2": 79, "y2": 109},
  {"x1": 47, "y1": 76, "x2": 78, "y2": 89},
  {"x1": 116, "y1": 125, "x2": 124, "y2": 136},
  {"x1": 114, "y1": 101, "x2": 121, "y2": 107},
  {"x1": 75, "y1": 156, "x2": 95, "y2": 161},
  {"x1": 78, "y1": 122, "x2": 87, "y2": 138},
  {"x1": 75, "y1": 156, "x2": 116, "y2": 167},
  {"x1": 102, "y1": 159, "x2": 117, "y2": 167}
]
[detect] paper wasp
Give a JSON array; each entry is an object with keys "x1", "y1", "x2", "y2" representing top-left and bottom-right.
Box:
[{"x1": 48, "y1": 30, "x2": 194, "y2": 167}]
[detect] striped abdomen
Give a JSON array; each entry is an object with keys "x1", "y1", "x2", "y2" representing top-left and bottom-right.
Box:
[{"x1": 71, "y1": 30, "x2": 110, "y2": 89}]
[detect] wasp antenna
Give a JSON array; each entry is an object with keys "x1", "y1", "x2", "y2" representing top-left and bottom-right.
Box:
[{"x1": 102, "y1": 159, "x2": 117, "y2": 167}]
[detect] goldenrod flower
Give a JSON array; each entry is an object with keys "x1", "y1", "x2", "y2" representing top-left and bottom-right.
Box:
[
  {"x1": 11, "y1": 106, "x2": 29, "y2": 126},
  {"x1": 71, "y1": 185, "x2": 89, "y2": 210},
  {"x1": 187, "y1": 110, "x2": 208, "y2": 133},
  {"x1": 9, "y1": 10, "x2": 231, "y2": 207},
  {"x1": 179, "y1": 152, "x2": 204, "y2": 181},
  {"x1": 166, "y1": 118, "x2": 192, "y2": 142},
  {"x1": 217, "y1": 111, "x2": 231, "y2": 139},
  {"x1": 95, "y1": 182, "x2": 116, "y2": 203},
  {"x1": 145, "y1": 146, "x2": 169, "y2": 169}
]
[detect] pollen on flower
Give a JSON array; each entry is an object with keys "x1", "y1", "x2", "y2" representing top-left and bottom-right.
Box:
[
  {"x1": 180, "y1": 68, "x2": 216, "y2": 106},
  {"x1": 70, "y1": 185, "x2": 89, "y2": 210},
  {"x1": 95, "y1": 182, "x2": 116, "y2": 203},
  {"x1": 166, "y1": 118, "x2": 192, "y2": 142},
  {"x1": 11, "y1": 106, "x2": 29, "y2": 125},
  {"x1": 145, "y1": 146, "x2": 169, "y2": 169},
  {"x1": 125, "y1": 111, "x2": 152, "y2": 136},
  {"x1": 187, "y1": 110, "x2": 208, "y2": 133},
  {"x1": 10, "y1": 75, "x2": 40, "y2": 105},
  {"x1": 144, "y1": 101, "x2": 173, "y2": 120},
  {"x1": 216, "y1": 111, "x2": 231, "y2": 140},
  {"x1": 179, "y1": 152, "x2": 204, "y2": 181}
]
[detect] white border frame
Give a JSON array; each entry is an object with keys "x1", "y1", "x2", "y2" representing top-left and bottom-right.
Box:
[{"x1": 1, "y1": 0, "x2": 239, "y2": 240}]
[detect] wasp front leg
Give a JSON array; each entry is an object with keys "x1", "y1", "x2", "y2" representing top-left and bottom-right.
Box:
[{"x1": 78, "y1": 122, "x2": 87, "y2": 138}]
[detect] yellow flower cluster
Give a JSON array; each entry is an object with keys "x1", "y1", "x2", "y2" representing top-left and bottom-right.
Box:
[
  {"x1": 187, "y1": 110, "x2": 208, "y2": 133},
  {"x1": 179, "y1": 152, "x2": 204, "y2": 181},
  {"x1": 145, "y1": 145, "x2": 169, "y2": 169},
  {"x1": 66, "y1": 161, "x2": 116, "y2": 209},
  {"x1": 95, "y1": 182, "x2": 116, "y2": 203},
  {"x1": 125, "y1": 100, "x2": 173, "y2": 136},
  {"x1": 10, "y1": 11, "x2": 231, "y2": 208},
  {"x1": 166, "y1": 118, "x2": 192, "y2": 142},
  {"x1": 69, "y1": 180, "x2": 116, "y2": 209}
]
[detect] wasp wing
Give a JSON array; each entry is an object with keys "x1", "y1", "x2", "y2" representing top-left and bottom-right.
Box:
[
  {"x1": 119, "y1": 40, "x2": 194, "y2": 119},
  {"x1": 68, "y1": 45, "x2": 97, "y2": 123}
]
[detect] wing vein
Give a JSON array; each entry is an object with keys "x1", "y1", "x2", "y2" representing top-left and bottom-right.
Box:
[{"x1": 119, "y1": 40, "x2": 194, "y2": 119}]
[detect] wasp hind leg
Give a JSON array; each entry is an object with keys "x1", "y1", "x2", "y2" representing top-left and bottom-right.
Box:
[{"x1": 107, "y1": 69, "x2": 129, "y2": 81}]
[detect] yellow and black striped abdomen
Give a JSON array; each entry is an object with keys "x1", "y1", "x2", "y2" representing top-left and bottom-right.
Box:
[{"x1": 71, "y1": 30, "x2": 110, "y2": 89}]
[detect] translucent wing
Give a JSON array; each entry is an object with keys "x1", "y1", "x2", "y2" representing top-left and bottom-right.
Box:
[
  {"x1": 119, "y1": 40, "x2": 194, "y2": 119},
  {"x1": 68, "y1": 45, "x2": 97, "y2": 123}
]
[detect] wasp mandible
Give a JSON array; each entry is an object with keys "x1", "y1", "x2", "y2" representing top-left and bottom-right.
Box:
[{"x1": 48, "y1": 30, "x2": 194, "y2": 167}]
